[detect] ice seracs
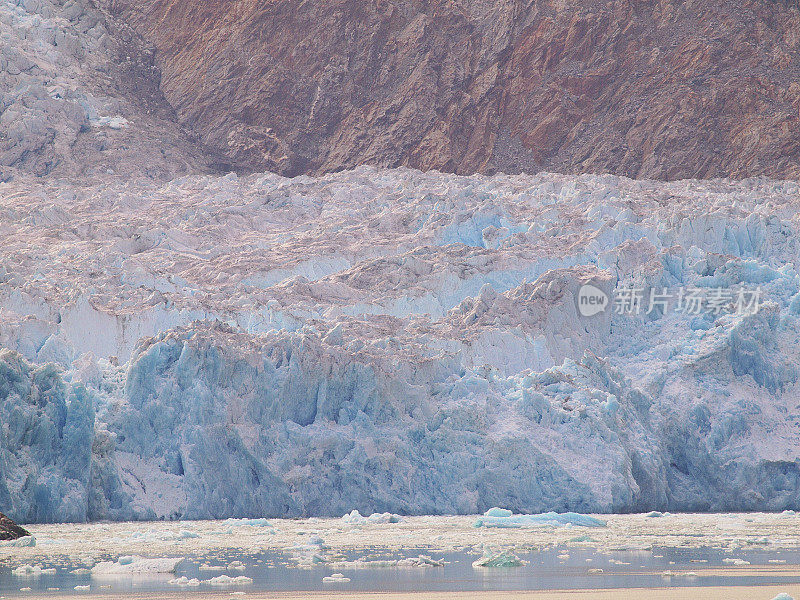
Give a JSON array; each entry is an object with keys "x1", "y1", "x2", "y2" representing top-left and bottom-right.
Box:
[{"x1": 0, "y1": 168, "x2": 800, "y2": 521}]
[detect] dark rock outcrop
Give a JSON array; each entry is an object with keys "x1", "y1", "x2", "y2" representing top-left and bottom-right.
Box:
[
  {"x1": 0, "y1": 513, "x2": 30, "y2": 541},
  {"x1": 106, "y1": 0, "x2": 800, "y2": 180}
]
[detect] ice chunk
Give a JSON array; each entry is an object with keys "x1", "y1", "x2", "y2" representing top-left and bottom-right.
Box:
[
  {"x1": 12, "y1": 564, "x2": 56, "y2": 576},
  {"x1": 0, "y1": 536, "x2": 36, "y2": 547},
  {"x1": 474, "y1": 511, "x2": 606, "y2": 528},
  {"x1": 472, "y1": 550, "x2": 526, "y2": 568},
  {"x1": 341, "y1": 510, "x2": 401, "y2": 525},
  {"x1": 291, "y1": 534, "x2": 331, "y2": 566},
  {"x1": 91, "y1": 556, "x2": 183, "y2": 574},
  {"x1": 202, "y1": 575, "x2": 253, "y2": 586},
  {"x1": 168, "y1": 577, "x2": 201, "y2": 587},
  {"x1": 722, "y1": 558, "x2": 751, "y2": 565},
  {"x1": 328, "y1": 555, "x2": 444, "y2": 569},
  {"x1": 222, "y1": 518, "x2": 273, "y2": 527},
  {"x1": 323, "y1": 573, "x2": 351, "y2": 583},
  {"x1": 483, "y1": 507, "x2": 513, "y2": 518},
  {"x1": 398, "y1": 555, "x2": 444, "y2": 568}
]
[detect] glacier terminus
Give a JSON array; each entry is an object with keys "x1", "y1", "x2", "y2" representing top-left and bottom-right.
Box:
[{"x1": 0, "y1": 168, "x2": 798, "y2": 523}]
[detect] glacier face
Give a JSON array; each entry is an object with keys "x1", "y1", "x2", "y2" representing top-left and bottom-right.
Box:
[{"x1": 2, "y1": 167, "x2": 800, "y2": 522}]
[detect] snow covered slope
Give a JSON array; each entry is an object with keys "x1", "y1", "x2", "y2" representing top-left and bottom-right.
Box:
[
  {"x1": 0, "y1": 0, "x2": 208, "y2": 181},
  {"x1": 2, "y1": 167, "x2": 800, "y2": 522}
]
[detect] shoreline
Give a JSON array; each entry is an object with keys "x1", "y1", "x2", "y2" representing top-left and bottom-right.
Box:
[{"x1": 32, "y1": 586, "x2": 800, "y2": 600}]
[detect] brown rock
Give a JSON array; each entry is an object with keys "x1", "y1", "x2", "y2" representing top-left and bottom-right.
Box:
[
  {"x1": 106, "y1": 0, "x2": 800, "y2": 180},
  {"x1": 0, "y1": 513, "x2": 30, "y2": 541}
]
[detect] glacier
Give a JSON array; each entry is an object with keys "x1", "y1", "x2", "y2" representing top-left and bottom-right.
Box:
[{"x1": 1, "y1": 167, "x2": 800, "y2": 522}]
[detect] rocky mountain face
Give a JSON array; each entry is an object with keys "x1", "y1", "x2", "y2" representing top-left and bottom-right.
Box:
[{"x1": 105, "y1": 0, "x2": 800, "y2": 180}]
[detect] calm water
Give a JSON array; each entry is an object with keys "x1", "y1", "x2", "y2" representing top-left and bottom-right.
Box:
[{"x1": 2, "y1": 545, "x2": 800, "y2": 596}]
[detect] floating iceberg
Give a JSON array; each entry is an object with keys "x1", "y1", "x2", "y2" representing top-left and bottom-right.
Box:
[
  {"x1": 12, "y1": 564, "x2": 56, "y2": 577},
  {"x1": 202, "y1": 574, "x2": 253, "y2": 586},
  {"x1": 483, "y1": 507, "x2": 513, "y2": 518},
  {"x1": 472, "y1": 550, "x2": 527, "y2": 567},
  {"x1": 341, "y1": 510, "x2": 402, "y2": 525},
  {"x1": 0, "y1": 536, "x2": 36, "y2": 547},
  {"x1": 722, "y1": 558, "x2": 751, "y2": 566},
  {"x1": 474, "y1": 511, "x2": 606, "y2": 529},
  {"x1": 168, "y1": 577, "x2": 201, "y2": 587},
  {"x1": 91, "y1": 556, "x2": 183, "y2": 575},
  {"x1": 329, "y1": 555, "x2": 444, "y2": 569},
  {"x1": 169, "y1": 574, "x2": 253, "y2": 586},
  {"x1": 222, "y1": 518, "x2": 273, "y2": 527}
]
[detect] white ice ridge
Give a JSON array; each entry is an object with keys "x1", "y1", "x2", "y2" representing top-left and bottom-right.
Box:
[{"x1": 1, "y1": 167, "x2": 800, "y2": 521}]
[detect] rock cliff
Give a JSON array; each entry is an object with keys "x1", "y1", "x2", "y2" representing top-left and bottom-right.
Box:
[{"x1": 107, "y1": 0, "x2": 800, "y2": 179}]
